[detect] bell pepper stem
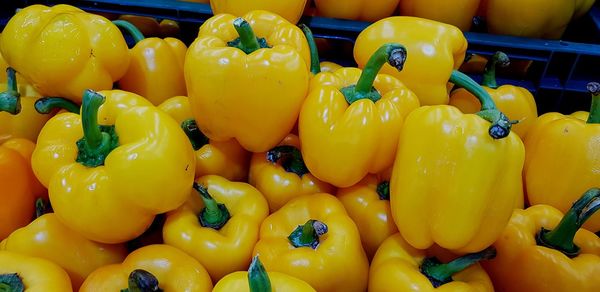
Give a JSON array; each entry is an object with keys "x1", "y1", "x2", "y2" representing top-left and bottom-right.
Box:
[
  {"x1": 537, "y1": 188, "x2": 600, "y2": 257},
  {"x1": 420, "y1": 247, "x2": 496, "y2": 288},
  {"x1": 481, "y1": 52, "x2": 510, "y2": 89},
  {"x1": 0, "y1": 67, "x2": 21, "y2": 115},
  {"x1": 0, "y1": 273, "x2": 24, "y2": 292},
  {"x1": 232, "y1": 18, "x2": 261, "y2": 54},
  {"x1": 288, "y1": 219, "x2": 328, "y2": 249},
  {"x1": 376, "y1": 181, "x2": 390, "y2": 200},
  {"x1": 586, "y1": 82, "x2": 600, "y2": 124},
  {"x1": 34, "y1": 97, "x2": 80, "y2": 114},
  {"x1": 181, "y1": 119, "x2": 209, "y2": 151},
  {"x1": 121, "y1": 269, "x2": 163, "y2": 292},
  {"x1": 112, "y1": 20, "x2": 145, "y2": 44},
  {"x1": 248, "y1": 256, "x2": 272, "y2": 292},
  {"x1": 194, "y1": 182, "x2": 231, "y2": 230},
  {"x1": 299, "y1": 24, "x2": 321, "y2": 75},
  {"x1": 266, "y1": 145, "x2": 309, "y2": 177}
]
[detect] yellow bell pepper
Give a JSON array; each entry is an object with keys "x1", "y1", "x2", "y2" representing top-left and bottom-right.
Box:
[
  {"x1": 390, "y1": 70, "x2": 525, "y2": 253},
  {"x1": 1, "y1": 138, "x2": 46, "y2": 200},
  {"x1": 0, "y1": 213, "x2": 127, "y2": 290},
  {"x1": 314, "y1": 0, "x2": 400, "y2": 22},
  {"x1": 159, "y1": 19, "x2": 181, "y2": 38},
  {"x1": 254, "y1": 193, "x2": 369, "y2": 292},
  {"x1": 159, "y1": 95, "x2": 250, "y2": 181},
  {"x1": 163, "y1": 175, "x2": 269, "y2": 282},
  {"x1": 31, "y1": 89, "x2": 195, "y2": 244},
  {"x1": 354, "y1": 17, "x2": 468, "y2": 105},
  {"x1": 524, "y1": 83, "x2": 600, "y2": 231},
  {"x1": 0, "y1": 4, "x2": 130, "y2": 103},
  {"x1": 482, "y1": 188, "x2": 600, "y2": 292},
  {"x1": 213, "y1": 256, "x2": 316, "y2": 292},
  {"x1": 370, "y1": 233, "x2": 495, "y2": 291},
  {"x1": 0, "y1": 250, "x2": 73, "y2": 292},
  {"x1": 211, "y1": 0, "x2": 308, "y2": 24},
  {"x1": 249, "y1": 134, "x2": 335, "y2": 212},
  {"x1": 79, "y1": 244, "x2": 213, "y2": 292},
  {"x1": 185, "y1": 11, "x2": 310, "y2": 152},
  {"x1": 449, "y1": 52, "x2": 538, "y2": 138},
  {"x1": 300, "y1": 43, "x2": 420, "y2": 188},
  {"x1": 398, "y1": 0, "x2": 481, "y2": 31},
  {"x1": 115, "y1": 20, "x2": 188, "y2": 105}
]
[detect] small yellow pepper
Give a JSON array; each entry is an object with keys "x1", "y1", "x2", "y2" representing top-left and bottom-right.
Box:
[
  {"x1": 211, "y1": 0, "x2": 308, "y2": 24},
  {"x1": 0, "y1": 250, "x2": 73, "y2": 292},
  {"x1": 314, "y1": 0, "x2": 400, "y2": 22}
]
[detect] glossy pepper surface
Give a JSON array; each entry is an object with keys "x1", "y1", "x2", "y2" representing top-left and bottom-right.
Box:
[
  {"x1": 31, "y1": 89, "x2": 195, "y2": 244},
  {"x1": 0, "y1": 4, "x2": 130, "y2": 103},
  {"x1": 314, "y1": 0, "x2": 400, "y2": 22},
  {"x1": 185, "y1": 11, "x2": 310, "y2": 152},
  {"x1": 79, "y1": 244, "x2": 213, "y2": 292},
  {"x1": 398, "y1": 0, "x2": 481, "y2": 31},
  {"x1": 354, "y1": 17, "x2": 468, "y2": 105},
  {"x1": 1, "y1": 138, "x2": 46, "y2": 200},
  {"x1": 211, "y1": 0, "x2": 308, "y2": 24},
  {"x1": 254, "y1": 193, "x2": 369, "y2": 292},
  {"x1": 390, "y1": 71, "x2": 525, "y2": 253},
  {"x1": 163, "y1": 175, "x2": 269, "y2": 282},
  {"x1": 0, "y1": 250, "x2": 73, "y2": 292}
]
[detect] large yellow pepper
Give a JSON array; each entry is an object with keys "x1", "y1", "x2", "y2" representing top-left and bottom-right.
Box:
[
  {"x1": 482, "y1": 188, "x2": 600, "y2": 292},
  {"x1": 449, "y1": 52, "x2": 538, "y2": 138},
  {"x1": 524, "y1": 83, "x2": 600, "y2": 231},
  {"x1": 370, "y1": 233, "x2": 495, "y2": 291},
  {"x1": 0, "y1": 213, "x2": 127, "y2": 290},
  {"x1": 0, "y1": 5, "x2": 130, "y2": 103},
  {"x1": 398, "y1": 0, "x2": 481, "y2": 31},
  {"x1": 314, "y1": 0, "x2": 400, "y2": 22},
  {"x1": 354, "y1": 17, "x2": 468, "y2": 105},
  {"x1": 0, "y1": 251, "x2": 73, "y2": 292},
  {"x1": 211, "y1": 0, "x2": 308, "y2": 24},
  {"x1": 159, "y1": 95, "x2": 250, "y2": 181},
  {"x1": 79, "y1": 244, "x2": 213, "y2": 292},
  {"x1": 390, "y1": 71, "x2": 525, "y2": 253},
  {"x1": 31, "y1": 89, "x2": 195, "y2": 244},
  {"x1": 185, "y1": 11, "x2": 310, "y2": 152},
  {"x1": 254, "y1": 193, "x2": 369, "y2": 292},
  {"x1": 163, "y1": 175, "x2": 269, "y2": 282}
]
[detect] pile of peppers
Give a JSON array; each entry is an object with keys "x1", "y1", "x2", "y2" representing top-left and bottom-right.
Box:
[{"x1": 0, "y1": 3, "x2": 598, "y2": 292}]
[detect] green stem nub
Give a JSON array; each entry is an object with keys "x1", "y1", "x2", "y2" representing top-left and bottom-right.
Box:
[
  {"x1": 536, "y1": 188, "x2": 600, "y2": 258},
  {"x1": 288, "y1": 219, "x2": 328, "y2": 249},
  {"x1": 266, "y1": 145, "x2": 309, "y2": 177},
  {"x1": 121, "y1": 269, "x2": 163, "y2": 292},
  {"x1": 0, "y1": 68, "x2": 21, "y2": 115},
  {"x1": 181, "y1": 119, "x2": 209, "y2": 151},
  {"x1": 299, "y1": 24, "x2": 321, "y2": 75},
  {"x1": 35, "y1": 198, "x2": 52, "y2": 219},
  {"x1": 376, "y1": 181, "x2": 390, "y2": 201},
  {"x1": 248, "y1": 256, "x2": 272, "y2": 292},
  {"x1": 481, "y1": 52, "x2": 510, "y2": 89},
  {"x1": 113, "y1": 20, "x2": 145, "y2": 44},
  {"x1": 228, "y1": 18, "x2": 270, "y2": 54},
  {"x1": 586, "y1": 82, "x2": 600, "y2": 124},
  {"x1": 34, "y1": 97, "x2": 80, "y2": 114},
  {"x1": 0, "y1": 273, "x2": 24, "y2": 292},
  {"x1": 420, "y1": 247, "x2": 496, "y2": 288},
  {"x1": 194, "y1": 182, "x2": 231, "y2": 230},
  {"x1": 341, "y1": 43, "x2": 407, "y2": 105}
]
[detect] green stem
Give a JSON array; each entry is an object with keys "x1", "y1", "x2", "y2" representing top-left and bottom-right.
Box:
[
  {"x1": 288, "y1": 219, "x2": 328, "y2": 249},
  {"x1": 194, "y1": 182, "x2": 231, "y2": 230},
  {"x1": 181, "y1": 119, "x2": 209, "y2": 151},
  {"x1": 0, "y1": 274, "x2": 24, "y2": 292},
  {"x1": 0, "y1": 68, "x2": 21, "y2": 115},
  {"x1": 34, "y1": 97, "x2": 80, "y2": 114},
  {"x1": 112, "y1": 20, "x2": 145, "y2": 44},
  {"x1": 120, "y1": 269, "x2": 163, "y2": 292},
  {"x1": 537, "y1": 188, "x2": 600, "y2": 257},
  {"x1": 586, "y1": 82, "x2": 600, "y2": 124},
  {"x1": 299, "y1": 24, "x2": 321, "y2": 75},
  {"x1": 35, "y1": 198, "x2": 52, "y2": 219},
  {"x1": 248, "y1": 256, "x2": 272, "y2": 292},
  {"x1": 232, "y1": 18, "x2": 261, "y2": 54},
  {"x1": 266, "y1": 145, "x2": 309, "y2": 177},
  {"x1": 341, "y1": 43, "x2": 407, "y2": 104},
  {"x1": 376, "y1": 181, "x2": 390, "y2": 200},
  {"x1": 481, "y1": 52, "x2": 510, "y2": 89},
  {"x1": 420, "y1": 247, "x2": 496, "y2": 288}
]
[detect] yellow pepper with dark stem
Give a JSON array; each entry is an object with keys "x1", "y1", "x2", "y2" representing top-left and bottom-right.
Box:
[
  {"x1": 32, "y1": 89, "x2": 196, "y2": 244},
  {"x1": 159, "y1": 95, "x2": 250, "y2": 181},
  {"x1": 390, "y1": 70, "x2": 525, "y2": 253},
  {"x1": 524, "y1": 83, "x2": 600, "y2": 231},
  {"x1": 211, "y1": 0, "x2": 308, "y2": 24},
  {"x1": 163, "y1": 175, "x2": 269, "y2": 282},
  {"x1": 398, "y1": 0, "x2": 481, "y2": 31},
  {"x1": 253, "y1": 193, "x2": 369, "y2": 292},
  {"x1": 314, "y1": 0, "x2": 400, "y2": 22},
  {"x1": 0, "y1": 4, "x2": 130, "y2": 103},
  {"x1": 482, "y1": 188, "x2": 600, "y2": 292},
  {"x1": 0, "y1": 251, "x2": 73, "y2": 292}
]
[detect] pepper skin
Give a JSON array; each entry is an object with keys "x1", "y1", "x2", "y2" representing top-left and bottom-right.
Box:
[
  {"x1": 163, "y1": 175, "x2": 269, "y2": 282},
  {"x1": 0, "y1": 213, "x2": 127, "y2": 290},
  {"x1": 0, "y1": 5, "x2": 130, "y2": 103},
  {"x1": 211, "y1": 0, "x2": 308, "y2": 24},
  {"x1": 314, "y1": 0, "x2": 400, "y2": 22},
  {"x1": 0, "y1": 251, "x2": 73, "y2": 292},
  {"x1": 159, "y1": 95, "x2": 250, "y2": 181},
  {"x1": 253, "y1": 193, "x2": 369, "y2": 292},
  {"x1": 398, "y1": 0, "x2": 481, "y2": 31},
  {"x1": 390, "y1": 71, "x2": 525, "y2": 253},
  {"x1": 249, "y1": 134, "x2": 335, "y2": 212},
  {"x1": 1, "y1": 138, "x2": 46, "y2": 200},
  {"x1": 185, "y1": 11, "x2": 310, "y2": 152},
  {"x1": 79, "y1": 244, "x2": 213, "y2": 292},
  {"x1": 354, "y1": 17, "x2": 468, "y2": 105},
  {"x1": 117, "y1": 15, "x2": 161, "y2": 37},
  {"x1": 31, "y1": 89, "x2": 195, "y2": 243}
]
